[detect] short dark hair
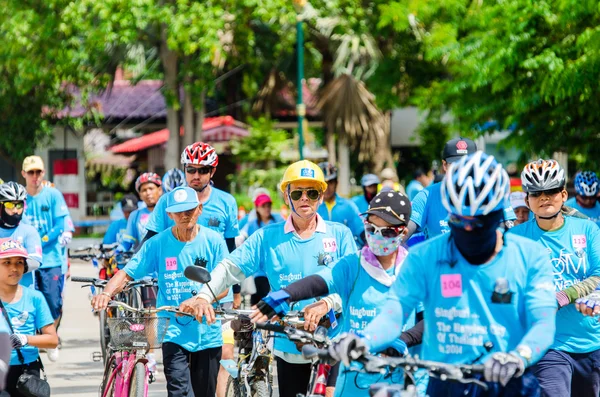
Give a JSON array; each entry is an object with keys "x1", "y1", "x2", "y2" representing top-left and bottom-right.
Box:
[{"x1": 413, "y1": 168, "x2": 427, "y2": 179}]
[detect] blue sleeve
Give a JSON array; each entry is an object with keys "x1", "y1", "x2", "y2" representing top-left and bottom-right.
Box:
[
  {"x1": 34, "y1": 292, "x2": 55, "y2": 330},
  {"x1": 214, "y1": 235, "x2": 229, "y2": 266},
  {"x1": 24, "y1": 228, "x2": 43, "y2": 264},
  {"x1": 346, "y1": 201, "x2": 365, "y2": 244},
  {"x1": 224, "y1": 197, "x2": 240, "y2": 238},
  {"x1": 337, "y1": 226, "x2": 358, "y2": 257},
  {"x1": 518, "y1": 243, "x2": 557, "y2": 365},
  {"x1": 64, "y1": 216, "x2": 75, "y2": 233},
  {"x1": 226, "y1": 230, "x2": 263, "y2": 277},
  {"x1": 363, "y1": 252, "x2": 425, "y2": 352},
  {"x1": 103, "y1": 222, "x2": 120, "y2": 245},
  {"x1": 317, "y1": 254, "x2": 357, "y2": 303},
  {"x1": 42, "y1": 215, "x2": 67, "y2": 247},
  {"x1": 585, "y1": 222, "x2": 600, "y2": 277},
  {"x1": 123, "y1": 240, "x2": 157, "y2": 280},
  {"x1": 145, "y1": 196, "x2": 167, "y2": 233},
  {"x1": 410, "y1": 189, "x2": 428, "y2": 228},
  {"x1": 503, "y1": 205, "x2": 516, "y2": 221},
  {"x1": 121, "y1": 211, "x2": 138, "y2": 251}
]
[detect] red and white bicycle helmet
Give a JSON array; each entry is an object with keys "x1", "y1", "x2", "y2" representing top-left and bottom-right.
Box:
[
  {"x1": 135, "y1": 172, "x2": 162, "y2": 193},
  {"x1": 521, "y1": 159, "x2": 565, "y2": 193},
  {"x1": 181, "y1": 142, "x2": 219, "y2": 167}
]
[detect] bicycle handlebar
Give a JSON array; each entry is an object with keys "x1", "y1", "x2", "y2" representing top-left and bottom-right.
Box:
[
  {"x1": 71, "y1": 276, "x2": 156, "y2": 289},
  {"x1": 255, "y1": 322, "x2": 329, "y2": 345},
  {"x1": 108, "y1": 300, "x2": 194, "y2": 317}
]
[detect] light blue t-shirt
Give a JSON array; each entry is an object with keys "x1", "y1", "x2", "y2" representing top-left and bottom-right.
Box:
[
  {"x1": 24, "y1": 187, "x2": 69, "y2": 269},
  {"x1": 510, "y1": 217, "x2": 600, "y2": 353},
  {"x1": 121, "y1": 207, "x2": 153, "y2": 251},
  {"x1": 5, "y1": 287, "x2": 54, "y2": 365},
  {"x1": 103, "y1": 218, "x2": 128, "y2": 246},
  {"x1": 244, "y1": 214, "x2": 285, "y2": 238},
  {"x1": 0, "y1": 224, "x2": 42, "y2": 288},
  {"x1": 146, "y1": 187, "x2": 239, "y2": 239},
  {"x1": 406, "y1": 180, "x2": 425, "y2": 201},
  {"x1": 317, "y1": 194, "x2": 364, "y2": 246},
  {"x1": 363, "y1": 233, "x2": 557, "y2": 366},
  {"x1": 124, "y1": 227, "x2": 228, "y2": 352},
  {"x1": 565, "y1": 197, "x2": 600, "y2": 226},
  {"x1": 411, "y1": 182, "x2": 516, "y2": 239},
  {"x1": 227, "y1": 217, "x2": 357, "y2": 355},
  {"x1": 351, "y1": 195, "x2": 370, "y2": 214}
]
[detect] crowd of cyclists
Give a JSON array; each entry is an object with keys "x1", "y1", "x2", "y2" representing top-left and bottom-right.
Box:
[{"x1": 2, "y1": 137, "x2": 600, "y2": 396}]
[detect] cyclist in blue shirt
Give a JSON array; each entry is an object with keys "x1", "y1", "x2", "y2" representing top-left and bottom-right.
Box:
[
  {"x1": 251, "y1": 190, "x2": 428, "y2": 397},
  {"x1": 317, "y1": 162, "x2": 364, "y2": 247},
  {"x1": 103, "y1": 194, "x2": 138, "y2": 246},
  {"x1": 121, "y1": 173, "x2": 163, "y2": 251},
  {"x1": 91, "y1": 187, "x2": 230, "y2": 397},
  {"x1": 193, "y1": 160, "x2": 358, "y2": 397},
  {"x1": 21, "y1": 156, "x2": 71, "y2": 333},
  {"x1": 0, "y1": 182, "x2": 42, "y2": 289},
  {"x1": 511, "y1": 160, "x2": 600, "y2": 397},
  {"x1": 329, "y1": 152, "x2": 557, "y2": 396},
  {"x1": 0, "y1": 238, "x2": 58, "y2": 396},
  {"x1": 565, "y1": 171, "x2": 600, "y2": 226},
  {"x1": 351, "y1": 174, "x2": 380, "y2": 214},
  {"x1": 406, "y1": 168, "x2": 433, "y2": 200}
]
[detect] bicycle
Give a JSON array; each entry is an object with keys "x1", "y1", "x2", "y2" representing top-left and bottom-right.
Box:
[
  {"x1": 99, "y1": 300, "x2": 191, "y2": 397},
  {"x1": 301, "y1": 346, "x2": 487, "y2": 397},
  {"x1": 71, "y1": 276, "x2": 157, "y2": 364}
]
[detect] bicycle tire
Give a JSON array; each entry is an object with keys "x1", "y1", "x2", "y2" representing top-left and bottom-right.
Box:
[
  {"x1": 252, "y1": 379, "x2": 272, "y2": 397},
  {"x1": 129, "y1": 362, "x2": 147, "y2": 397},
  {"x1": 99, "y1": 309, "x2": 111, "y2": 363},
  {"x1": 225, "y1": 376, "x2": 243, "y2": 397},
  {"x1": 100, "y1": 355, "x2": 117, "y2": 397}
]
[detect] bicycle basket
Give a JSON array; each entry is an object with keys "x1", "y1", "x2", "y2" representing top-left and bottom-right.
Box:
[{"x1": 107, "y1": 316, "x2": 170, "y2": 350}]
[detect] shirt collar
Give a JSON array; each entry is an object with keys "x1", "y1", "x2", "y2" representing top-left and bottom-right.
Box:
[{"x1": 284, "y1": 213, "x2": 327, "y2": 234}]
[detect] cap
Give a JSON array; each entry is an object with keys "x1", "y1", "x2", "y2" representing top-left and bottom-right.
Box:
[
  {"x1": 362, "y1": 190, "x2": 411, "y2": 226},
  {"x1": 380, "y1": 168, "x2": 396, "y2": 180},
  {"x1": 22, "y1": 156, "x2": 45, "y2": 172},
  {"x1": 120, "y1": 194, "x2": 139, "y2": 212},
  {"x1": 251, "y1": 188, "x2": 270, "y2": 201},
  {"x1": 166, "y1": 186, "x2": 199, "y2": 213},
  {"x1": 0, "y1": 238, "x2": 37, "y2": 273},
  {"x1": 442, "y1": 137, "x2": 477, "y2": 163},
  {"x1": 361, "y1": 174, "x2": 380, "y2": 187},
  {"x1": 254, "y1": 194, "x2": 272, "y2": 207},
  {"x1": 509, "y1": 191, "x2": 527, "y2": 209}
]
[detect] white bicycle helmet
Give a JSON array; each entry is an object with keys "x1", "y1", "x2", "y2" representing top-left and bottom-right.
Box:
[
  {"x1": 180, "y1": 142, "x2": 219, "y2": 167},
  {"x1": 0, "y1": 182, "x2": 28, "y2": 202},
  {"x1": 521, "y1": 159, "x2": 565, "y2": 193},
  {"x1": 441, "y1": 151, "x2": 510, "y2": 217}
]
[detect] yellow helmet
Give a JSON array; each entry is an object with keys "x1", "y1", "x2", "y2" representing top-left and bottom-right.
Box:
[{"x1": 279, "y1": 160, "x2": 327, "y2": 193}]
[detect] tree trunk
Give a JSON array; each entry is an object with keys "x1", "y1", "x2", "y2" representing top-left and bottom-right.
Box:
[
  {"x1": 160, "y1": 27, "x2": 179, "y2": 170},
  {"x1": 327, "y1": 131, "x2": 336, "y2": 164},
  {"x1": 194, "y1": 90, "x2": 206, "y2": 142},
  {"x1": 183, "y1": 86, "x2": 194, "y2": 148},
  {"x1": 337, "y1": 135, "x2": 350, "y2": 197},
  {"x1": 374, "y1": 112, "x2": 395, "y2": 174}
]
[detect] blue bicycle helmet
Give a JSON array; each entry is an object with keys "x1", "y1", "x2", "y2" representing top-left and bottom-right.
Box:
[
  {"x1": 162, "y1": 168, "x2": 186, "y2": 193},
  {"x1": 441, "y1": 151, "x2": 510, "y2": 217},
  {"x1": 574, "y1": 171, "x2": 598, "y2": 197}
]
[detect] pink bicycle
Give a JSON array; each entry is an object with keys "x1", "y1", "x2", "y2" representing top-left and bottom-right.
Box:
[{"x1": 100, "y1": 301, "x2": 191, "y2": 397}]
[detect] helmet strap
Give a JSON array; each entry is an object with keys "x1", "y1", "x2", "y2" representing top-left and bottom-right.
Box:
[{"x1": 538, "y1": 210, "x2": 562, "y2": 220}]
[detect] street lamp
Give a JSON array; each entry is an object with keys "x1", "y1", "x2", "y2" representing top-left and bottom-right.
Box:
[{"x1": 293, "y1": 0, "x2": 306, "y2": 160}]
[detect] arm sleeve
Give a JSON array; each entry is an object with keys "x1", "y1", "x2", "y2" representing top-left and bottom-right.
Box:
[
  {"x1": 283, "y1": 275, "x2": 330, "y2": 301},
  {"x1": 399, "y1": 319, "x2": 424, "y2": 348},
  {"x1": 137, "y1": 230, "x2": 158, "y2": 252},
  {"x1": 338, "y1": 227, "x2": 358, "y2": 257},
  {"x1": 197, "y1": 259, "x2": 247, "y2": 303},
  {"x1": 409, "y1": 189, "x2": 428, "y2": 228},
  {"x1": 316, "y1": 255, "x2": 356, "y2": 303},
  {"x1": 103, "y1": 222, "x2": 119, "y2": 245},
  {"x1": 120, "y1": 212, "x2": 138, "y2": 252},
  {"x1": 517, "y1": 243, "x2": 557, "y2": 366},
  {"x1": 224, "y1": 199, "x2": 240, "y2": 238},
  {"x1": 24, "y1": 228, "x2": 43, "y2": 264},
  {"x1": 123, "y1": 242, "x2": 155, "y2": 280},
  {"x1": 42, "y1": 215, "x2": 67, "y2": 247}
]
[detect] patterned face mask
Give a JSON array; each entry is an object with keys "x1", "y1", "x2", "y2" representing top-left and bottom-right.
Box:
[{"x1": 365, "y1": 229, "x2": 403, "y2": 256}]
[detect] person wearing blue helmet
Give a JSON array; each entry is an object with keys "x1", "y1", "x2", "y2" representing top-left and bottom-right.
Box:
[
  {"x1": 328, "y1": 151, "x2": 556, "y2": 396},
  {"x1": 565, "y1": 171, "x2": 600, "y2": 226},
  {"x1": 352, "y1": 174, "x2": 380, "y2": 214},
  {"x1": 162, "y1": 168, "x2": 186, "y2": 193}
]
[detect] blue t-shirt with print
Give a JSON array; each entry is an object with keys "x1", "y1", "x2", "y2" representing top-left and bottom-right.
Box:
[
  {"x1": 363, "y1": 233, "x2": 557, "y2": 366},
  {"x1": 565, "y1": 197, "x2": 600, "y2": 226},
  {"x1": 245, "y1": 214, "x2": 285, "y2": 238},
  {"x1": 510, "y1": 216, "x2": 600, "y2": 353},
  {"x1": 24, "y1": 187, "x2": 69, "y2": 269},
  {"x1": 227, "y1": 218, "x2": 357, "y2": 355},
  {"x1": 5, "y1": 287, "x2": 54, "y2": 365},
  {"x1": 146, "y1": 187, "x2": 239, "y2": 239},
  {"x1": 351, "y1": 195, "x2": 369, "y2": 214},
  {"x1": 103, "y1": 218, "x2": 128, "y2": 246},
  {"x1": 121, "y1": 207, "x2": 153, "y2": 251},
  {"x1": 0, "y1": 223, "x2": 42, "y2": 288},
  {"x1": 406, "y1": 180, "x2": 425, "y2": 201},
  {"x1": 317, "y1": 194, "x2": 364, "y2": 246},
  {"x1": 124, "y1": 227, "x2": 228, "y2": 352},
  {"x1": 411, "y1": 182, "x2": 516, "y2": 239}
]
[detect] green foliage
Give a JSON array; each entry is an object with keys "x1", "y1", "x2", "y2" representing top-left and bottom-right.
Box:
[{"x1": 229, "y1": 117, "x2": 290, "y2": 164}]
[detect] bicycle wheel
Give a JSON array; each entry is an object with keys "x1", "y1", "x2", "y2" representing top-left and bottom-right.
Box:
[
  {"x1": 225, "y1": 376, "x2": 242, "y2": 397},
  {"x1": 252, "y1": 379, "x2": 272, "y2": 397},
  {"x1": 129, "y1": 362, "x2": 147, "y2": 397},
  {"x1": 100, "y1": 355, "x2": 117, "y2": 397},
  {"x1": 99, "y1": 309, "x2": 111, "y2": 363}
]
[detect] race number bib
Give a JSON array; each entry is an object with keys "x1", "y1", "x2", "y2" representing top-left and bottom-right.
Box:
[{"x1": 441, "y1": 274, "x2": 463, "y2": 298}]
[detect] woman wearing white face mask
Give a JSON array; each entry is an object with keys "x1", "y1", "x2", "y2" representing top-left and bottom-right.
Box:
[{"x1": 250, "y1": 190, "x2": 427, "y2": 397}]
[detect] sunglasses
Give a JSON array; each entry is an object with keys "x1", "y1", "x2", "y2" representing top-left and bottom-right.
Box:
[
  {"x1": 289, "y1": 189, "x2": 321, "y2": 201},
  {"x1": 186, "y1": 166, "x2": 213, "y2": 175},
  {"x1": 26, "y1": 170, "x2": 42, "y2": 176},
  {"x1": 364, "y1": 221, "x2": 405, "y2": 238},
  {"x1": 448, "y1": 214, "x2": 484, "y2": 229},
  {"x1": 528, "y1": 187, "x2": 564, "y2": 198},
  {"x1": 3, "y1": 202, "x2": 24, "y2": 210}
]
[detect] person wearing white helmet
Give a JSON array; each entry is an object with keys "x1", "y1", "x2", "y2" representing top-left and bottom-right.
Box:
[
  {"x1": 509, "y1": 191, "x2": 530, "y2": 226},
  {"x1": 329, "y1": 152, "x2": 556, "y2": 396},
  {"x1": 511, "y1": 159, "x2": 600, "y2": 397}
]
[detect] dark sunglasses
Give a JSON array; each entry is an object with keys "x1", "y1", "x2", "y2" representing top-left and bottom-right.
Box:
[
  {"x1": 26, "y1": 170, "x2": 42, "y2": 176},
  {"x1": 364, "y1": 221, "x2": 405, "y2": 238},
  {"x1": 3, "y1": 202, "x2": 24, "y2": 210},
  {"x1": 528, "y1": 187, "x2": 563, "y2": 198},
  {"x1": 448, "y1": 214, "x2": 484, "y2": 229},
  {"x1": 185, "y1": 166, "x2": 213, "y2": 175},
  {"x1": 289, "y1": 189, "x2": 321, "y2": 201}
]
